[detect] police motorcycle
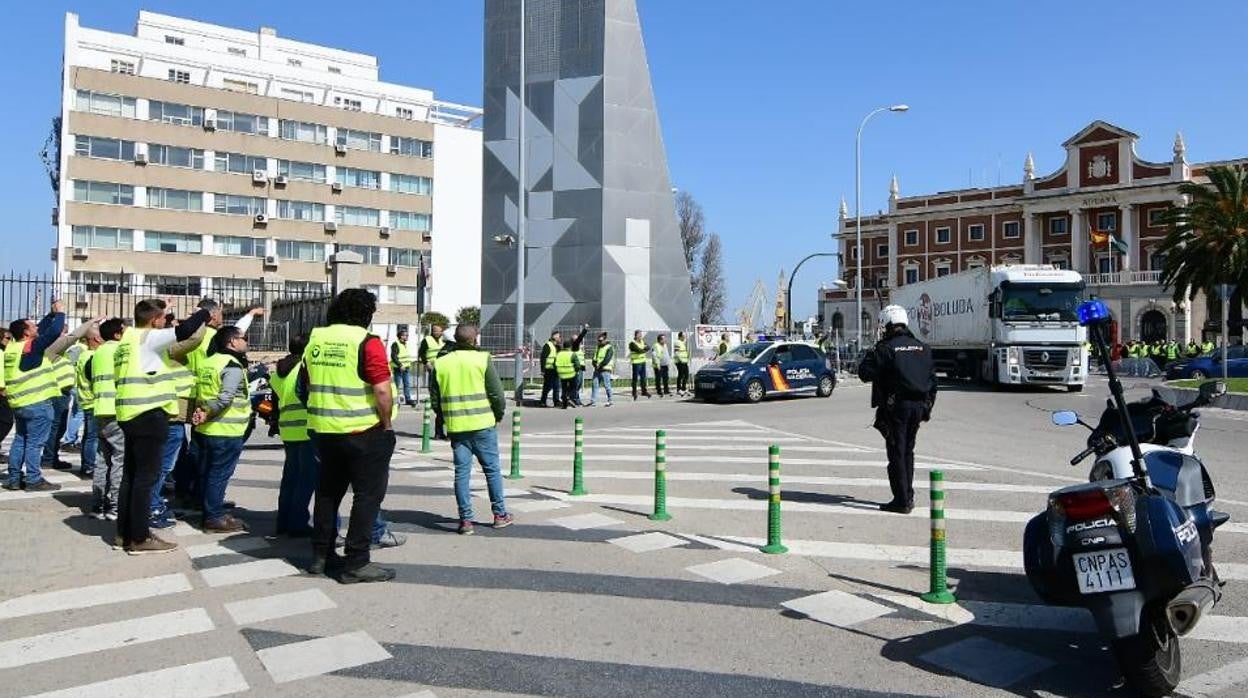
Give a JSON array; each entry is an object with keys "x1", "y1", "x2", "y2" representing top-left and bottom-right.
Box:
[
  {"x1": 245, "y1": 362, "x2": 274, "y2": 441},
  {"x1": 1022, "y1": 299, "x2": 1229, "y2": 697}
]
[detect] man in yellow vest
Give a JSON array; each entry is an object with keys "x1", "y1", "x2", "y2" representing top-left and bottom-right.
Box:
[
  {"x1": 554, "y1": 340, "x2": 577, "y2": 409},
  {"x1": 652, "y1": 334, "x2": 671, "y2": 397},
  {"x1": 430, "y1": 325, "x2": 510, "y2": 536},
  {"x1": 538, "y1": 330, "x2": 563, "y2": 408},
  {"x1": 390, "y1": 327, "x2": 414, "y2": 408},
  {"x1": 418, "y1": 324, "x2": 446, "y2": 436},
  {"x1": 302, "y1": 289, "x2": 397, "y2": 583},
  {"x1": 190, "y1": 326, "x2": 251, "y2": 533},
  {"x1": 629, "y1": 330, "x2": 651, "y2": 401},
  {"x1": 587, "y1": 332, "x2": 614, "y2": 407},
  {"x1": 37, "y1": 315, "x2": 108, "y2": 473},
  {"x1": 71, "y1": 324, "x2": 103, "y2": 478},
  {"x1": 89, "y1": 319, "x2": 125, "y2": 520},
  {"x1": 673, "y1": 331, "x2": 691, "y2": 397},
  {"x1": 3, "y1": 301, "x2": 67, "y2": 491}
]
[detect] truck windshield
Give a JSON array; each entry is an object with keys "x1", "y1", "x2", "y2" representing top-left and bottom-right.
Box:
[{"x1": 1001, "y1": 283, "x2": 1083, "y2": 322}]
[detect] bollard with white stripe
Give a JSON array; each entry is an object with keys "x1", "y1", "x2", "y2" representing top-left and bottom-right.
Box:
[
  {"x1": 505, "y1": 410, "x2": 523, "y2": 480},
  {"x1": 920, "y1": 469, "x2": 957, "y2": 604},
  {"x1": 649, "y1": 429, "x2": 671, "y2": 521},
  {"x1": 420, "y1": 404, "x2": 432, "y2": 454},
  {"x1": 570, "y1": 417, "x2": 588, "y2": 496},
  {"x1": 760, "y1": 445, "x2": 787, "y2": 554}
]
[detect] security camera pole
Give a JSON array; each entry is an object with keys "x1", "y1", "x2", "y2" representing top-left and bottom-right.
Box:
[{"x1": 513, "y1": 0, "x2": 528, "y2": 404}]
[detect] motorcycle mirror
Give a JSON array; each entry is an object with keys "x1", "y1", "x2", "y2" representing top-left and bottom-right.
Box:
[
  {"x1": 1200, "y1": 380, "x2": 1227, "y2": 400},
  {"x1": 1051, "y1": 410, "x2": 1080, "y2": 426}
]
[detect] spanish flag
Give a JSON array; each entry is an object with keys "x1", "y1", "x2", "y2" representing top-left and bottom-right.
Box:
[{"x1": 1089, "y1": 224, "x2": 1129, "y2": 254}]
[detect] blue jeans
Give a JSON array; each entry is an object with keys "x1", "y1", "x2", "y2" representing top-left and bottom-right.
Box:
[
  {"x1": 151, "y1": 423, "x2": 185, "y2": 513},
  {"x1": 281, "y1": 439, "x2": 389, "y2": 540},
  {"x1": 393, "y1": 367, "x2": 412, "y2": 404},
  {"x1": 591, "y1": 370, "x2": 613, "y2": 404},
  {"x1": 41, "y1": 394, "x2": 70, "y2": 466},
  {"x1": 631, "y1": 363, "x2": 649, "y2": 399},
  {"x1": 61, "y1": 391, "x2": 84, "y2": 445},
  {"x1": 451, "y1": 427, "x2": 507, "y2": 521},
  {"x1": 8, "y1": 401, "x2": 54, "y2": 487},
  {"x1": 80, "y1": 409, "x2": 98, "y2": 473},
  {"x1": 199, "y1": 434, "x2": 245, "y2": 523}
]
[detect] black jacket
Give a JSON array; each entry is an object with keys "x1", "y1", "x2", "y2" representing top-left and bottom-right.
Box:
[{"x1": 858, "y1": 327, "x2": 938, "y2": 410}]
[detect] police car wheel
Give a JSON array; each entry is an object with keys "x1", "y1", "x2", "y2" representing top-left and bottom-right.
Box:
[
  {"x1": 1189, "y1": 370, "x2": 1206, "y2": 380},
  {"x1": 817, "y1": 375, "x2": 835, "y2": 397},
  {"x1": 745, "y1": 379, "x2": 766, "y2": 403}
]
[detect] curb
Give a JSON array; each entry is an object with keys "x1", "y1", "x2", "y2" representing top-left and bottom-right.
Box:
[{"x1": 1166, "y1": 385, "x2": 1248, "y2": 411}]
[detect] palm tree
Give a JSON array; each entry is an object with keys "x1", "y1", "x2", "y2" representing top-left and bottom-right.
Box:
[{"x1": 1157, "y1": 164, "x2": 1248, "y2": 338}]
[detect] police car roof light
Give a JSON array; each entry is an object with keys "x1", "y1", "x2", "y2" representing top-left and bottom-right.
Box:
[{"x1": 1077, "y1": 299, "x2": 1111, "y2": 327}]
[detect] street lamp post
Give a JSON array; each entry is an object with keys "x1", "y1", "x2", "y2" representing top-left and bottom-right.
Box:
[
  {"x1": 786, "y1": 252, "x2": 838, "y2": 337},
  {"x1": 513, "y1": 0, "x2": 527, "y2": 404},
  {"x1": 855, "y1": 104, "x2": 908, "y2": 350}
]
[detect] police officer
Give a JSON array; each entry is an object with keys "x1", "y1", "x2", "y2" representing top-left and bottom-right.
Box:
[{"x1": 858, "y1": 305, "x2": 937, "y2": 514}]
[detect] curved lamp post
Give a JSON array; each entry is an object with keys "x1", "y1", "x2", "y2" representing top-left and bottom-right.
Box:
[{"x1": 855, "y1": 104, "x2": 908, "y2": 349}]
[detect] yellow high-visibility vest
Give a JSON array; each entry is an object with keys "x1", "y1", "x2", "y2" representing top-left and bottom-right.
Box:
[
  {"x1": 673, "y1": 339, "x2": 689, "y2": 364},
  {"x1": 555, "y1": 349, "x2": 576, "y2": 379},
  {"x1": 269, "y1": 361, "x2": 309, "y2": 443},
  {"x1": 543, "y1": 340, "x2": 558, "y2": 370},
  {"x1": 391, "y1": 339, "x2": 412, "y2": 369},
  {"x1": 305, "y1": 325, "x2": 395, "y2": 434},
  {"x1": 114, "y1": 327, "x2": 180, "y2": 422},
  {"x1": 90, "y1": 340, "x2": 120, "y2": 418},
  {"x1": 194, "y1": 353, "x2": 251, "y2": 437},
  {"x1": 422, "y1": 336, "x2": 444, "y2": 366},
  {"x1": 629, "y1": 340, "x2": 647, "y2": 365},
  {"x1": 74, "y1": 348, "x2": 97, "y2": 411},
  {"x1": 2, "y1": 341, "x2": 60, "y2": 409},
  {"x1": 52, "y1": 355, "x2": 75, "y2": 391},
  {"x1": 435, "y1": 349, "x2": 495, "y2": 434}
]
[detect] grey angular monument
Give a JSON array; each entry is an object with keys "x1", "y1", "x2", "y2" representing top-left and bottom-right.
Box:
[{"x1": 481, "y1": 0, "x2": 694, "y2": 336}]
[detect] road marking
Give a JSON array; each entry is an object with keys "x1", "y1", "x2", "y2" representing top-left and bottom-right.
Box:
[
  {"x1": 525, "y1": 433, "x2": 818, "y2": 444},
  {"x1": 184, "y1": 537, "x2": 271, "y2": 559},
  {"x1": 0, "y1": 573, "x2": 192, "y2": 621},
  {"x1": 700, "y1": 533, "x2": 1025, "y2": 571},
  {"x1": 511, "y1": 442, "x2": 871, "y2": 454},
  {"x1": 547, "y1": 513, "x2": 628, "y2": 530},
  {"x1": 919, "y1": 636, "x2": 1055, "y2": 688},
  {"x1": 507, "y1": 454, "x2": 981, "y2": 470},
  {"x1": 200, "y1": 559, "x2": 300, "y2": 588},
  {"x1": 608, "y1": 532, "x2": 687, "y2": 553},
  {"x1": 172, "y1": 521, "x2": 205, "y2": 538},
  {"x1": 25, "y1": 657, "x2": 249, "y2": 698},
  {"x1": 1176, "y1": 654, "x2": 1248, "y2": 697},
  {"x1": 224, "y1": 589, "x2": 337, "y2": 625},
  {"x1": 507, "y1": 499, "x2": 572, "y2": 513},
  {"x1": 601, "y1": 427, "x2": 784, "y2": 436},
  {"x1": 518, "y1": 469, "x2": 1049, "y2": 494},
  {"x1": 0, "y1": 607, "x2": 214, "y2": 669},
  {"x1": 256, "y1": 630, "x2": 392, "y2": 684},
  {"x1": 781, "y1": 590, "x2": 892, "y2": 628},
  {"x1": 686, "y1": 558, "x2": 781, "y2": 585}
]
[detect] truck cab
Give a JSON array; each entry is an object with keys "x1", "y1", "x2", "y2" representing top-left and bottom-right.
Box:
[{"x1": 987, "y1": 268, "x2": 1087, "y2": 389}]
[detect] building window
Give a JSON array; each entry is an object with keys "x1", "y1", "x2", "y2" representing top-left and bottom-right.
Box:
[
  {"x1": 275, "y1": 200, "x2": 325, "y2": 222},
  {"x1": 390, "y1": 136, "x2": 433, "y2": 158},
  {"x1": 336, "y1": 244, "x2": 382, "y2": 265},
  {"x1": 212, "y1": 237, "x2": 265, "y2": 258},
  {"x1": 903, "y1": 229, "x2": 918, "y2": 247},
  {"x1": 935, "y1": 227, "x2": 951, "y2": 244},
  {"x1": 280, "y1": 88, "x2": 315, "y2": 103},
  {"x1": 277, "y1": 160, "x2": 326, "y2": 183},
  {"x1": 144, "y1": 231, "x2": 202, "y2": 254},
  {"x1": 214, "y1": 194, "x2": 267, "y2": 216},
  {"x1": 334, "y1": 206, "x2": 381, "y2": 227},
  {"x1": 73, "y1": 135, "x2": 135, "y2": 162},
  {"x1": 877, "y1": 243, "x2": 889, "y2": 258},
  {"x1": 935, "y1": 264, "x2": 952, "y2": 278},
  {"x1": 227, "y1": 47, "x2": 246, "y2": 57},
  {"x1": 215, "y1": 110, "x2": 269, "y2": 135},
  {"x1": 214, "y1": 152, "x2": 268, "y2": 175},
  {"x1": 278, "y1": 119, "x2": 328, "y2": 144},
  {"x1": 1096, "y1": 212, "x2": 1117, "y2": 232},
  {"x1": 275, "y1": 239, "x2": 326, "y2": 262},
  {"x1": 71, "y1": 226, "x2": 133, "y2": 250},
  {"x1": 1001, "y1": 254, "x2": 1022, "y2": 266},
  {"x1": 337, "y1": 129, "x2": 382, "y2": 152},
  {"x1": 389, "y1": 248, "x2": 423, "y2": 267},
  {"x1": 334, "y1": 96, "x2": 363, "y2": 111},
  {"x1": 222, "y1": 78, "x2": 259, "y2": 94},
  {"x1": 149, "y1": 143, "x2": 204, "y2": 169},
  {"x1": 1048, "y1": 255, "x2": 1070, "y2": 270},
  {"x1": 1150, "y1": 252, "x2": 1166, "y2": 271},
  {"x1": 1003, "y1": 220, "x2": 1021, "y2": 239},
  {"x1": 336, "y1": 167, "x2": 381, "y2": 190},
  {"x1": 71, "y1": 180, "x2": 134, "y2": 206},
  {"x1": 395, "y1": 107, "x2": 414, "y2": 119},
  {"x1": 1148, "y1": 208, "x2": 1169, "y2": 227},
  {"x1": 390, "y1": 174, "x2": 432, "y2": 195},
  {"x1": 904, "y1": 267, "x2": 919, "y2": 285},
  {"x1": 212, "y1": 277, "x2": 264, "y2": 305},
  {"x1": 327, "y1": 66, "x2": 342, "y2": 74},
  {"x1": 1097, "y1": 256, "x2": 1114, "y2": 274},
  {"x1": 164, "y1": 35, "x2": 185, "y2": 46},
  {"x1": 1049, "y1": 217, "x2": 1068, "y2": 235},
  {"x1": 287, "y1": 58, "x2": 303, "y2": 67},
  {"x1": 965, "y1": 223, "x2": 984, "y2": 242},
  {"x1": 109, "y1": 59, "x2": 135, "y2": 75},
  {"x1": 167, "y1": 69, "x2": 191, "y2": 84},
  {"x1": 72, "y1": 272, "x2": 130, "y2": 293},
  {"x1": 848, "y1": 245, "x2": 859, "y2": 261},
  {"x1": 149, "y1": 100, "x2": 204, "y2": 126},
  {"x1": 382, "y1": 285, "x2": 421, "y2": 305},
  {"x1": 74, "y1": 90, "x2": 136, "y2": 118},
  {"x1": 966, "y1": 257, "x2": 986, "y2": 270},
  {"x1": 149, "y1": 275, "x2": 202, "y2": 297},
  {"x1": 390, "y1": 211, "x2": 432, "y2": 232},
  {"x1": 147, "y1": 187, "x2": 203, "y2": 211}
]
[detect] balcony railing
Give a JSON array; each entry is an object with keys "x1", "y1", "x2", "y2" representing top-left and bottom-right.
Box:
[{"x1": 1085, "y1": 270, "x2": 1163, "y2": 286}]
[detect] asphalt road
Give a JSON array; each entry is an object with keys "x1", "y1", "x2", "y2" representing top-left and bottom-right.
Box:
[{"x1": 1, "y1": 373, "x2": 1245, "y2": 697}]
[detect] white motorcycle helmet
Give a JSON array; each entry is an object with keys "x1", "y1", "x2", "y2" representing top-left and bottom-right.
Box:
[{"x1": 879, "y1": 304, "x2": 909, "y2": 328}]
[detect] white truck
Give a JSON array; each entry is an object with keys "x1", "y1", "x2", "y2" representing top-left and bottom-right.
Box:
[{"x1": 888, "y1": 265, "x2": 1087, "y2": 390}]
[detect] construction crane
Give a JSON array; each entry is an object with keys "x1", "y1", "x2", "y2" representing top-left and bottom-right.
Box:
[
  {"x1": 737, "y1": 279, "x2": 768, "y2": 330},
  {"x1": 773, "y1": 268, "x2": 787, "y2": 333}
]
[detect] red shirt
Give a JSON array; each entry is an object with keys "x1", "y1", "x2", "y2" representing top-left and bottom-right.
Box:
[{"x1": 360, "y1": 336, "x2": 391, "y2": 385}]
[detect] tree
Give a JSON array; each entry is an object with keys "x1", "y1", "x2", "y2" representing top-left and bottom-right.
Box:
[
  {"x1": 676, "y1": 190, "x2": 706, "y2": 289},
  {"x1": 455, "y1": 306, "x2": 481, "y2": 326},
  {"x1": 1158, "y1": 164, "x2": 1248, "y2": 338},
  {"x1": 420, "y1": 311, "x2": 451, "y2": 329},
  {"x1": 696, "y1": 233, "x2": 727, "y2": 323}
]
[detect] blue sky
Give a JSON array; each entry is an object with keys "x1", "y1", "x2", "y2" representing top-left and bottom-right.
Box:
[{"x1": 3, "y1": 1, "x2": 1247, "y2": 322}]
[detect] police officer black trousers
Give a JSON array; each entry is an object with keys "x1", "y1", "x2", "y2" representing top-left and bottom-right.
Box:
[{"x1": 883, "y1": 400, "x2": 926, "y2": 507}]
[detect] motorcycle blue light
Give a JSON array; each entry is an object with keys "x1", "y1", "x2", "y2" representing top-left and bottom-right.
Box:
[{"x1": 1077, "y1": 300, "x2": 1111, "y2": 326}]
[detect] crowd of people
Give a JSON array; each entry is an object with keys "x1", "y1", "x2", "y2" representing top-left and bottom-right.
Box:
[{"x1": 534, "y1": 327, "x2": 701, "y2": 408}]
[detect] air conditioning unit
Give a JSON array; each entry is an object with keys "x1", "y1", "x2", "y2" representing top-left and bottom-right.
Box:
[
  {"x1": 134, "y1": 150, "x2": 149, "y2": 165},
  {"x1": 385, "y1": 264, "x2": 397, "y2": 275},
  {"x1": 274, "y1": 174, "x2": 289, "y2": 186},
  {"x1": 334, "y1": 143, "x2": 347, "y2": 155},
  {"x1": 203, "y1": 118, "x2": 217, "y2": 132},
  {"x1": 421, "y1": 232, "x2": 432, "y2": 243},
  {"x1": 323, "y1": 221, "x2": 338, "y2": 233},
  {"x1": 263, "y1": 255, "x2": 279, "y2": 269},
  {"x1": 330, "y1": 182, "x2": 343, "y2": 193},
  {"x1": 51, "y1": 207, "x2": 59, "y2": 225},
  {"x1": 72, "y1": 246, "x2": 89, "y2": 259},
  {"x1": 378, "y1": 226, "x2": 390, "y2": 238},
  {"x1": 252, "y1": 170, "x2": 268, "y2": 183},
  {"x1": 49, "y1": 247, "x2": 58, "y2": 262},
  {"x1": 254, "y1": 213, "x2": 269, "y2": 225}
]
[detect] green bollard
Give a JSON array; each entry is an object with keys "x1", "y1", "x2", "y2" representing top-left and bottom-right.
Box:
[
  {"x1": 649, "y1": 429, "x2": 671, "y2": 521},
  {"x1": 760, "y1": 445, "x2": 788, "y2": 554},
  {"x1": 420, "y1": 404, "x2": 432, "y2": 454},
  {"x1": 569, "y1": 417, "x2": 588, "y2": 496},
  {"x1": 505, "y1": 410, "x2": 523, "y2": 479},
  {"x1": 920, "y1": 470, "x2": 957, "y2": 604}
]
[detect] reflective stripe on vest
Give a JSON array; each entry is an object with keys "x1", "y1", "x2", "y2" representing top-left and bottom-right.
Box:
[
  {"x1": 422, "y1": 336, "x2": 444, "y2": 365},
  {"x1": 629, "y1": 341, "x2": 647, "y2": 364},
  {"x1": 435, "y1": 350, "x2": 495, "y2": 433},
  {"x1": 90, "y1": 341, "x2": 120, "y2": 418},
  {"x1": 114, "y1": 327, "x2": 180, "y2": 421},
  {"x1": 53, "y1": 355, "x2": 75, "y2": 391},
  {"x1": 555, "y1": 350, "x2": 575, "y2": 379},
  {"x1": 75, "y1": 348, "x2": 97, "y2": 411},
  {"x1": 543, "y1": 340, "x2": 558, "y2": 370},
  {"x1": 194, "y1": 353, "x2": 251, "y2": 437},
  {"x1": 673, "y1": 339, "x2": 689, "y2": 363},
  {"x1": 2, "y1": 342, "x2": 60, "y2": 408},
  {"x1": 269, "y1": 361, "x2": 309, "y2": 443},
  {"x1": 305, "y1": 325, "x2": 388, "y2": 434}
]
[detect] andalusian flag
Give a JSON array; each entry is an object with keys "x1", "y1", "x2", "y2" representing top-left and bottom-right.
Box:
[{"x1": 1090, "y1": 224, "x2": 1129, "y2": 255}]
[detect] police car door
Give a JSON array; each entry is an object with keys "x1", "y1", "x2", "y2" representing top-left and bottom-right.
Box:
[
  {"x1": 766, "y1": 345, "x2": 797, "y2": 393},
  {"x1": 785, "y1": 344, "x2": 821, "y2": 392}
]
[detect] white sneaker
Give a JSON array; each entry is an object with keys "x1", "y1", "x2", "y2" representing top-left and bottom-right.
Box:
[{"x1": 604, "y1": 401, "x2": 613, "y2": 407}]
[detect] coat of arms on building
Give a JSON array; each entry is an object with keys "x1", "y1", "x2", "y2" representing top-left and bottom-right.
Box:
[{"x1": 1088, "y1": 154, "x2": 1114, "y2": 179}]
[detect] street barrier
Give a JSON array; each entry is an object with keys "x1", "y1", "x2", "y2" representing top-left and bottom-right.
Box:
[
  {"x1": 420, "y1": 405, "x2": 432, "y2": 454},
  {"x1": 761, "y1": 445, "x2": 787, "y2": 554},
  {"x1": 649, "y1": 429, "x2": 671, "y2": 521},
  {"x1": 506, "y1": 410, "x2": 523, "y2": 480},
  {"x1": 570, "y1": 417, "x2": 588, "y2": 496},
  {"x1": 920, "y1": 470, "x2": 957, "y2": 604}
]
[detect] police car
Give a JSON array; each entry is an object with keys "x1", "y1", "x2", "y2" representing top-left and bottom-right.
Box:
[{"x1": 694, "y1": 341, "x2": 836, "y2": 403}]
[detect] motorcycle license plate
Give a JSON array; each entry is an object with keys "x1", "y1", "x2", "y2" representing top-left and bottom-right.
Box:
[{"x1": 1073, "y1": 548, "x2": 1136, "y2": 594}]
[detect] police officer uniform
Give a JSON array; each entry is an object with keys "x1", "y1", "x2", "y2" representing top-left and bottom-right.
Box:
[{"x1": 858, "y1": 305, "x2": 937, "y2": 514}]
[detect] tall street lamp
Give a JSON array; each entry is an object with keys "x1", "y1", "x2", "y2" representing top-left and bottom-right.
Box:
[
  {"x1": 855, "y1": 104, "x2": 908, "y2": 350},
  {"x1": 513, "y1": 0, "x2": 528, "y2": 404},
  {"x1": 786, "y1": 252, "x2": 838, "y2": 337}
]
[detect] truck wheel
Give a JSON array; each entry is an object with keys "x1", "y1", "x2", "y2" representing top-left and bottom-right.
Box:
[
  {"x1": 817, "y1": 375, "x2": 835, "y2": 397},
  {"x1": 1066, "y1": 384, "x2": 1084, "y2": 393},
  {"x1": 1112, "y1": 607, "x2": 1181, "y2": 697},
  {"x1": 745, "y1": 379, "x2": 766, "y2": 404}
]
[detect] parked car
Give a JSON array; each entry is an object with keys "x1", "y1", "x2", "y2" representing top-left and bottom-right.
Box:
[
  {"x1": 1165, "y1": 345, "x2": 1248, "y2": 379},
  {"x1": 694, "y1": 341, "x2": 836, "y2": 403}
]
